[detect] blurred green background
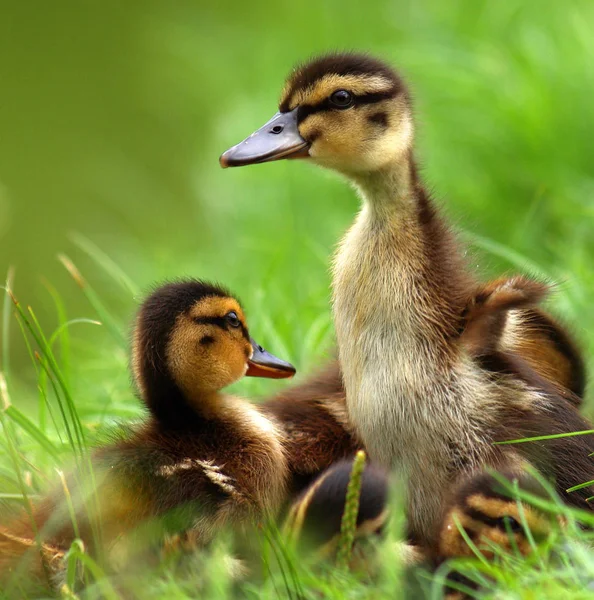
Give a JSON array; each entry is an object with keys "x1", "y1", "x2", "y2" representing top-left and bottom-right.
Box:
[{"x1": 1, "y1": 0, "x2": 594, "y2": 412}]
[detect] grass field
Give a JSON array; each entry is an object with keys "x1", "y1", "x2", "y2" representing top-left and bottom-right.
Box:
[{"x1": 1, "y1": 0, "x2": 594, "y2": 597}]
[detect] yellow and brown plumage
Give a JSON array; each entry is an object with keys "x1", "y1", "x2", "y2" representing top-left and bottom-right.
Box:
[
  {"x1": 433, "y1": 469, "x2": 559, "y2": 599},
  {"x1": 221, "y1": 52, "x2": 593, "y2": 551},
  {"x1": 0, "y1": 280, "x2": 295, "y2": 589},
  {"x1": 435, "y1": 470, "x2": 555, "y2": 562},
  {"x1": 284, "y1": 458, "x2": 389, "y2": 553}
]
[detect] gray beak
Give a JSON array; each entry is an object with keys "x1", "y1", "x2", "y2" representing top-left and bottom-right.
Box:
[
  {"x1": 219, "y1": 109, "x2": 309, "y2": 168},
  {"x1": 246, "y1": 337, "x2": 296, "y2": 379}
]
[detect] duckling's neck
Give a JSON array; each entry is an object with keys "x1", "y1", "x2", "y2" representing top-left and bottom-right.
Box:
[
  {"x1": 351, "y1": 157, "x2": 417, "y2": 220},
  {"x1": 140, "y1": 367, "x2": 222, "y2": 432},
  {"x1": 332, "y1": 152, "x2": 474, "y2": 466}
]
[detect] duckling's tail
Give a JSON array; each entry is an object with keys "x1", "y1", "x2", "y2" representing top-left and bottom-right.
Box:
[{"x1": 0, "y1": 526, "x2": 64, "y2": 593}]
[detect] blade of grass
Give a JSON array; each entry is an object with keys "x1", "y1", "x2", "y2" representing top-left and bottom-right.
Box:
[
  {"x1": 64, "y1": 544, "x2": 119, "y2": 600},
  {"x1": 260, "y1": 525, "x2": 295, "y2": 600},
  {"x1": 336, "y1": 450, "x2": 366, "y2": 570},
  {"x1": 566, "y1": 480, "x2": 594, "y2": 493},
  {"x1": 42, "y1": 279, "x2": 72, "y2": 388},
  {"x1": 69, "y1": 232, "x2": 140, "y2": 298},
  {"x1": 1, "y1": 268, "x2": 15, "y2": 381},
  {"x1": 0, "y1": 372, "x2": 49, "y2": 591},
  {"x1": 65, "y1": 539, "x2": 85, "y2": 593},
  {"x1": 0, "y1": 493, "x2": 41, "y2": 501},
  {"x1": 10, "y1": 291, "x2": 106, "y2": 557},
  {"x1": 494, "y1": 430, "x2": 594, "y2": 444},
  {"x1": 4, "y1": 404, "x2": 61, "y2": 462},
  {"x1": 40, "y1": 317, "x2": 101, "y2": 438},
  {"x1": 58, "y1": 254, "x2": 126, "y2": 348},
  {"x1": 462, "y1": 230, "x2": 551, "y2": 280},
  {"x1": 57, "y1": 469, "x2": 81, "y2": 540},
  {"x1": 263, "y1": 521, "x2": 304, "y2": 599}
]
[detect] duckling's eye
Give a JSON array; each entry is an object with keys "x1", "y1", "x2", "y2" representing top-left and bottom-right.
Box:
[
  {"x1": 329, "y1": 90, "x2": 354, "y2": 109},
  {"x1": 226, "y1": 311, "x2": 241, "y2": 328},
  {"x1": 497, "y1": 515, "x2": 522, "y2": 533}
]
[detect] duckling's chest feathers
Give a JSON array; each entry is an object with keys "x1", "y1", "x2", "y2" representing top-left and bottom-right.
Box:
[
  {"x1": 154, "y1": 398, "x2": 288, "y2": 514},
  {"x1": 332, "y1": 208, "x2": 502, "y2": 540}
]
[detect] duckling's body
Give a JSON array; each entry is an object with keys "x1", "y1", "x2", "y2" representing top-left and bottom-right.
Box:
[
  {"x1": 93, "y1": 396, "x2": 287, "y2": 544},
  {"x1": 434, "y1": 469, "x2": 558, "y2": 599},
  {"x1": 221, "y1": 53, "x2": 593, "y2": 548},
  {"x1": 435, "y1": 469, "x2": 554, "y2": 563},
  {"x1": 0, "y1": 281, "x2": 294, "y2": 587},
  {"x1": 261, "y1": 279, "x2": 584, "y2": 501}
]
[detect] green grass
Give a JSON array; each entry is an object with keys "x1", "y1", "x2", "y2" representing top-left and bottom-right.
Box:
[{"x1": 1, "y1": 0, "x2": 594, "y2": 597}]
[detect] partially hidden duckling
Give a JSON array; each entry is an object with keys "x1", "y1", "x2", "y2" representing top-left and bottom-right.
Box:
[
  {"x1": 283, "y1": 458, "x2": 424, "y2": 573},
  {"x1": 434, "y1": 469, "x2": 558, "y2": 599},
  {"x1": 435, "y1": 469, "x2": 554, "y2": 563},
  {"x1": 284, "y1": 458, "x2": 388, "y2": 552},
  {"x1": 0, "y1": 280, "x2": 295, "y2": 589}
]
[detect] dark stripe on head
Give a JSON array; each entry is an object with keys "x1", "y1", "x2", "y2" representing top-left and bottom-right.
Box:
[
  {"x1": 194, "y1": 316, "x2": 250, "y2": 341},
  {"x1": 282, "y1": 53, "x2": 405, "y2": 112},
  {"x1": 194, "y1": 315, "x2": 231, "y2": 330},
  {"x1": 296, "y1": 89, "x2": 398, "y2": 123},
  {"x1": 463, "y1": 507, "x2": 522, "y2": 532},
  {"x1": 454, "y1": 469, "x2": 550, "y2": 511}
]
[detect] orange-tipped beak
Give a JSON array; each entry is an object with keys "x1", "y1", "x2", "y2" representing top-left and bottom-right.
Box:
[{"x1": 246, "y1": 338, "x2": 296, "y2": 379}]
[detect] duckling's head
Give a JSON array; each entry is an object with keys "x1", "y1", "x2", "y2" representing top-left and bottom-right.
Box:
[
  {"x1": 285, "y1": 458, "x2": 389, "y2": 553},
  {"x1": 220, "y1": 53, "x2": 412, "y2": 177},
  {"x1": 438, "y1": 470, "x2": 554, "y2": 561},
  {"x1": 132, "y1": 280, "x2": 295, "y2": 426}
]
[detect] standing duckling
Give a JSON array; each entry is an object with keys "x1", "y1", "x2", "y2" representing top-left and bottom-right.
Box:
[
  {"x1": 220, "y1": 53, "x2": 594, "y2": 550},
  {"x1": 0, "y1": 280, "x2": 295, "y2": 589}
]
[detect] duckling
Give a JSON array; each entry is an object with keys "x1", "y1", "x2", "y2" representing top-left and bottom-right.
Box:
[
  {"x1": 434, "y1": 469, "x2": 557, "y2": 599},
  {"x1": 260, "y1": 276, "x2": 584, "y2": 502},
  {"x1": 435, "y1": 469, "x2": 554, "y2": 562},
  {"x1": 463, "y1": 276, "x2": 585, "y2": 403},
  {"x1": 284, "y1": 458, "x2": 389, "y2": 555},
  {"x1": 285, "y1": 457, "x2": 427, "y2": 571},
  {"x1": 220, "y1": 53, "x2": 594, "y2": 549},
  {"x1": 0, "y1": 280, "x2": 295, "y2": 588}
]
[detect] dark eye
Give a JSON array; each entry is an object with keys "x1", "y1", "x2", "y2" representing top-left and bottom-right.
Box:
[
  {"x1": 329, "y1": 90, "x2": 353, "y2": 109},
  {"x1": 497, "y1": 515, "x2": 522, "y2": 533},
  {"x1": 226, "y1": 311, "x2": 241, "y2": 328}
]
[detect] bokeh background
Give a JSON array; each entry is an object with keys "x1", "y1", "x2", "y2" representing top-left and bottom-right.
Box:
[{"x1": 1, "y1": 0, "x2": 594, "y2": 417}]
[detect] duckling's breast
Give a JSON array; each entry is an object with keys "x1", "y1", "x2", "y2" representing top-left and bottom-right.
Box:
[{"x1": 331, "y1": 209, "x2": 533, "y2": 543}]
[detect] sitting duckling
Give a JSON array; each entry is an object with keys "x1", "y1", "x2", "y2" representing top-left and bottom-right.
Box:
[
  {"x1": 436, "y1": 470, "x2": 554, "y2": 563},
  {"x1": 285, "y1": 458, "x2": 388, "y2": 553},
  {"x1": 434, "y1": 470, "x2": 557, "y2": 599},
  {"x1": 284, "y1": 458, "x2": 427, "y2": 573},
  {"x1": 0, "y1": 280, "x2": 295, "y2": 589}
]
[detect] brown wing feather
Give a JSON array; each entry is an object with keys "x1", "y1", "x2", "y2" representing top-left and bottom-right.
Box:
[{"x1": 461, "y1": 276, "x2": 585, "y2": 403}]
